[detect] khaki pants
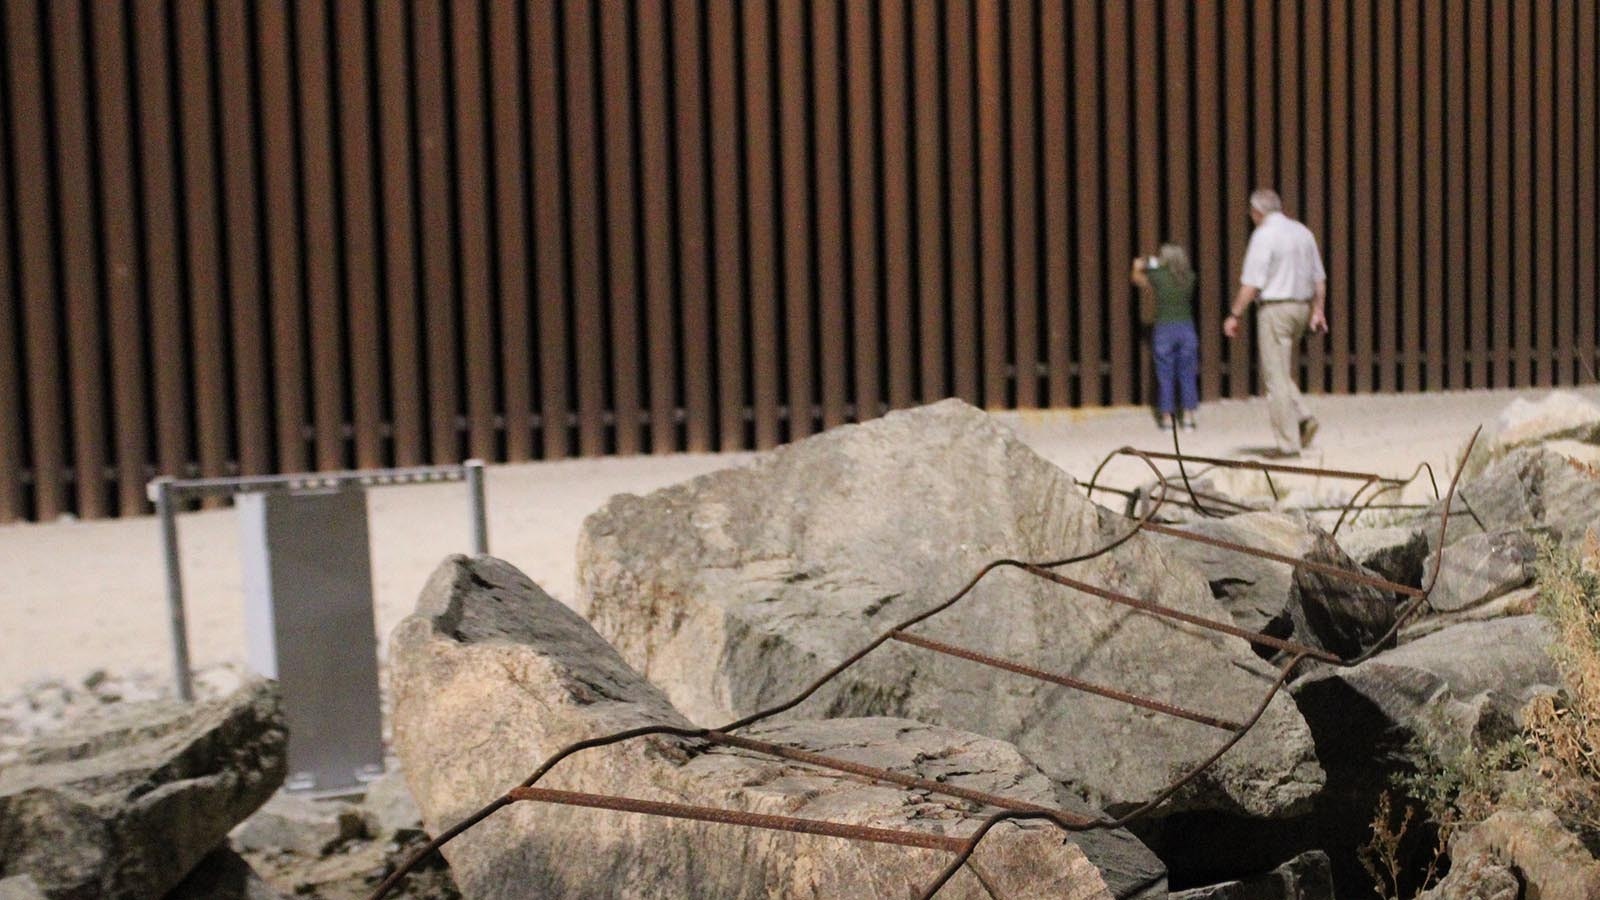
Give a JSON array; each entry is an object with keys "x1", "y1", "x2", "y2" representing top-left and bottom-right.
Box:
[{"x1": 1257, "y1": 301, "x2": 1313, "y2": 454}]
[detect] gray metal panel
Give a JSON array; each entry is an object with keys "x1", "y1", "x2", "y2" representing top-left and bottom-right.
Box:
[{"x1": 238, "y1": 489, "x2": 384, "y2": 793}]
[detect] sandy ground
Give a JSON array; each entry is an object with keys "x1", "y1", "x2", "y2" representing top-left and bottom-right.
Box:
[{"x1": 2, "y1": 386, "x2": 1593, "y2": 695}]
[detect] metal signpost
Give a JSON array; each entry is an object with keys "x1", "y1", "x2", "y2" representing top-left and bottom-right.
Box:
[{"x1": 149, "y1": 461, "x2": 488, "y2": 792}]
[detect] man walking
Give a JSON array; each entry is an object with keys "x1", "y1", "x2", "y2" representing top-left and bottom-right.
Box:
[{"x1": 1223, "y1": 188, "x2": 1329, "y2": 457}]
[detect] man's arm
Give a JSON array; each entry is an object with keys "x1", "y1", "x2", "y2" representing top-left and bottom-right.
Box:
[
  {"x1": 1223, "y1": 284, "x2": 1259, "y2": 338},
  {"x1": 1309, "y1": 279, "x2": 1328, "y2": 333}
]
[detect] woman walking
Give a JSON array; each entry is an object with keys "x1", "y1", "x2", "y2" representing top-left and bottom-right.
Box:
[{"x1": 1131, "y1": 244, "x2": 1201, "y2": 431}]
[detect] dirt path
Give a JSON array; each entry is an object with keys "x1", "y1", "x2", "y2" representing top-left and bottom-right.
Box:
[{"x1": 0, "y1": 387, "x2": 1587, "y2": 694}]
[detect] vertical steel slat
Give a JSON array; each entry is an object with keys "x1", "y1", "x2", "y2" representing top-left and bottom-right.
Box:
[
  {"x1": 708, "y1": 0, "x2": 748, "y2": 445},
  {"x1": 1224, "y1": 0, "x2": 1252, "y2": 397},
  {"x1": 1039, "y1": 0, "x2": 1070, "y2": 407},
  {"x1": 1133, "y1": 0, "x2": 1160, "y2": 315},
  {"x1": 1193, "y1": 0, "x2": 1225, "y2": 400},
  {"x1": 947, "y1": 0, "x2": 981, "y2": 407},
  {"x1": 1490, "y1": 0, "x2": 1514, "y2": 385},
  {"x1": 672, "y1": 0, "x2": 717, "y2": 446},
  {"x1": 599, "y1": 0, "x2": 643, "y2": 454},
  {"x1": 488, "y1": 0, "x2": 532, "y2": 460},
  {"x1": 563, "y1": 0, "x2": 606, "y2": 456},
  {"x1": 1554, "y1": 0, "x2": 1576, "y2": 384},
  {"x1": 134, "y1": 0, "x2": 191, "y2": 482},
  {"x1": 1072, "y1": 0, "x2": 1101, "y2": 406},
  {"x1": 335, "y1": 2, "x2": 384, "y2": 469},
  {"x1": 778, "y1": 0, "x2": 815, "y2": 436},
  {"x1": 446, "y1": 3, "x2": 494, "y2": 459},
  {"x1": 1325, "y1": 0, "x2": 1351, "y2": 394},
  {"x1": 1374, "y1": 0, "x2": 1397, "y2": 392},
  {"x1": 639, "y1": 0, "x2": 680, "y2": 452},
  {"x1": 451, "y1": 0, "x2": 497, "y2": 461},
  {"x1": 1349, "y1": 0, "x2": 1374, "y2": 392},
  {"x1": 375, "y1": 0, "x2": 425, "y2": 466},
  {"x1": 414, "y1": 0, "x2": 460, "y2": 462},
  {"x1": 878, "y1": 0, "x2": 914, "y2": 411},
  {"x1": 10, "y1": 0, "x2": 68, "y2": 519},
  {"x1": 1532, "y1": 0, "x2": 1556, "y2": 386},
  {"x1": 912, "y1": 0, "x2": 946, "y2": 405},
  {"x1": 0, "y1": 5, "x2": 18, "y2": 521},
  {"x1": 1398, "y1": 0, "x2": 1422, "y2": 391},
  {"x1": 1302, "y1": 0, "x2": 1326, "y2": 392},
  {"x1": 1422, "y1": 0, "x2": 1447, "y2": 389},
  {"x1": 1445, "y1": 0, "x2": 1469, "y2": 389},
  {"x1": 1276, "y1": 0, "x2": 1298, "y2": 219},
  {"x1": 1512, "y1": 1, "x2": 1535, "y2": 387},
  {"x1": 1578, "y1": 0, "x2": 1597, "y2": 378},
  {"x1": 1166, "y1": 0, "x2": 1191, "y2": 243},
  {"x1": 743, "y1": 0, "x2": 781, "y2": 446},
  {"x1": 811, "y1": 0, "x2": 849, "y2": 430},
  {"x1": 48, "y1": 0, "x2": 107, "y2": 516},
  {"x1": 1469, "y1": 0, "x2": 1492, "y2": 388},
  {"x1": 258, "y1": 0, "x2": 307, "y2": 471},
  {"x1": 1007, "y1": 0, "x2": 1038, "y2": 408},
  {"x1": 975, "y1": 0, "x2": 1006, "y2": 408},
  {"x1": 297, "y1": 0, "x2": 347, "y2": 471},
  {"x1": 1102, "y1": 2, "x2": 1133, "y2": 408},
  {"x1": 528, "y1": 0, "x2": 571, "y2": 459},
  {"x1": 91, "y1": 0, "x2": 151, "y2": 512},
  {"x1": 1253, "y1": 0, "x2": 1275, "y2": 191}
]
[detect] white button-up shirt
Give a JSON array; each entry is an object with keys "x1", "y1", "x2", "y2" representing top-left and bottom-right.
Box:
[{"x1": 1239, "y1": 212, "x2": 1326, "y2": 300}]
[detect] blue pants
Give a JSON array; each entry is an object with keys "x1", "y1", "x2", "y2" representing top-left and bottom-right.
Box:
[{"x1": 1153, "y1": 320, "x2": 1200, "y2": 415}]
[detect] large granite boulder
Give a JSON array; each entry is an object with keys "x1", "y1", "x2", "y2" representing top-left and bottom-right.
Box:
[
  {"x1": 1446, "y1": 809, "x2": 1600, "y2": 900},
  {"x1": 1480, "y1": 392, "x2": 1600, "y2": 461},
  {"x1": 0, "y1": 680, "x2": 286, "y2": 900},
  {"x1": 390, "y1": 555, "x2": 1166, "y2": 899},
  {"x1": 1415, "y1": 851, "x2": 1520, "y2": 900},
  {"x1": 1159, "y1": 513, "x2": 1399, "y2": 658},
  {"x1": 1292, "y1": 616, "x2": 1559, "y2": 764},
  {"x1": 1440, "y1": 446, "x2": 1600, "y2": 550},
  {"x1": 1425, "y1": 529, "x2": 1537, "y2": 613},
  {"x1": 579, "y1": 401, "x2": 1323, "y2": 820}
]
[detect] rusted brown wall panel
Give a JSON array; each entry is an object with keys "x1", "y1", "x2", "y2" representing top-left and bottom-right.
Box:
[
  {"x1": 1103, "y1": 2, "x2": 1133, "y2": 409},
  {"x1": 947, "y1": 0, "x2": 981, "y2": 407},
  {"x1": 1073, "y1": 0, "x2": 1102, "y2": 406},
  {"x1": 1008, "y1": 0, "x2": 1039, "y2": 409},
  {"x1": 297, "y1": 0, "x2": 347, "y2": 471},
  {"x1": 528, "y1": 0, "x2": 571, "y2": 460},
  {"x1": 450, "y1": 0, "x2": 497, "y2": 463},
  {"x1": 674, "y1": 0, "x2": 717, "y2": 446},
  {"x1": 639, "y1": 0, "x2": 680, "y2": 453},
  {"x1": 778, "y1": 0, "x2": 814, "y2": 439},
  {"x1": 488, "y1": 0, "x2": 532, "y2": 462},
  {"x1": 335, "y1": 1, "x2": 385, "y2": 469},
  {"x1": 8, "y1": 1, "x2": 1600, "y2": 521},
  {"x1": 93, "y1": 0, "x2": 151, "y2": 512},
  {"x1": 376, "y1": 0, "x2": 424, "y2": 467},
  {"x1": 1580, "y1": 0, "x2": 1598, "y2": 378},
  {"x1": 0, "y1": 0, "x2": 27, "y2": 521},
  {"x1": 743, "y1": 0, "x2": 780, "y2": 447},
  {"x1": 48, "y1": 0, "x2": 106, "y2": 516},
  {"x1": 599, "y1": 0, "x2": 642, "y2": 455}
]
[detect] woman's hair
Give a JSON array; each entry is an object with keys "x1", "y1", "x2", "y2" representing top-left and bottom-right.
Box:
[{"x1": 1158, "y1": 243, "x2": 1190, "y2": 278}]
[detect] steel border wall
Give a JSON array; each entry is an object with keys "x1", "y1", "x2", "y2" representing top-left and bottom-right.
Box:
[{"x1": 1, "y1": 0, "x2": 1596, "y2": 522}]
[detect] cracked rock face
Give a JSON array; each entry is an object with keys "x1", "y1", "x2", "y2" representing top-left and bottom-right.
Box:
[
  {"x1": 0, "y1": 679, "x2": 286, "y2": 900},
  {"x1": 578, "y1": 400, "x2": 1323, "y2": 820},
  {"x1": 389, "y1": 555, "x2": 1167, "y2": 899}
]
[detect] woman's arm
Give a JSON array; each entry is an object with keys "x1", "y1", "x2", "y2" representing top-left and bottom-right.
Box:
[{"x1": 1130, "y1": 257, "x2": 1149, "y2": 289}]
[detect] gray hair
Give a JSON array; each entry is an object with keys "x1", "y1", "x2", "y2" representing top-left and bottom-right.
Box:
[
  {"x1": 1158, "y1": 243, "x2": 1190, "y2": 278},
  {"x1": 1250, "y1": 188, "x2": 1283, "y2": 214}
]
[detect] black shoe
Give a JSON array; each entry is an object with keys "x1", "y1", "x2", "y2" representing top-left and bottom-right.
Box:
[{"x1": 1299, "y1": 417, "x2": 1319, "y2": 448}]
